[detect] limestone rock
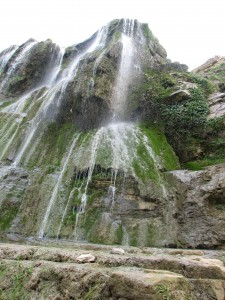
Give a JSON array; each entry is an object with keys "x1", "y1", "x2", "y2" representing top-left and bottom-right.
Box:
[
  {"x1": 192, "y1": 55, "x2": 225, "y2": 74},
  {"x1": 0, "y1": 243, "x2": 224, "y2": 300},
  {"x1": 207, "y1": 92, "x2": 225, "y2": 119},
  {"x1": 0, "y1": 39, "x2": 60, "y2": 98},
  {"x1": 76, "y1": 253, "x2": 96, "y2": 263},
  {"x1": 110, "y1": 248, "x2": 125, "y2": 255},
  {"x1": 56, "y1": 19, "x2": 169, "y2": 129},
  {"x1": 166, "y1": 89, "x2": 191, "y2": 104},
  {"x1": 177, "y1": 80, "x2": 198, "y2": 90},
  {"x1": 105, "y1": 270, "x2": 187, "y2": 300},
  {"x1": 166, "y1": 163, "x2": 225, "y2": 249},
  {"x1": 159, "y1": 61, "x2": 188, "y2": 72}
]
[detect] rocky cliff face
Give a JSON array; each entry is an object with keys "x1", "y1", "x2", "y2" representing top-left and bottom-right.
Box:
[
  {"x1": 0, "y1": 19, "x2": 224, "y2": 250},
  {"x1": 0, "y1": 39, "x2": 61, "y2": 98},
  {"x1": 192, "y1": 56, "x2": 225, "y2": 121}
]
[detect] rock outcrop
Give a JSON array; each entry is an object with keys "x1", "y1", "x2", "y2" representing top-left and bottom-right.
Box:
[
  {"x1": 166, "y1": 163, "x2": 225, "y2": 249},
  {"x1": 192, "y1": 55, "x2": 225, "y2": 74},
  {"x1": 0, "y1": 242, "x2": 224, "y2": 299},
  {"x1": 56, "y1": 19, "x2": 168, "y2": 129},
  {"x1": 0, "y1": 39, "x2": 61, "y2": 98},
  {"x1": 207, "y1": 92, "x2": 225, "y2": 119},
  {"x1": 193, "y1": 55, "x2": 225, "y2": 120},
  {"x1": 165, "y1": 89, "x2": 191, "y2": 104}
]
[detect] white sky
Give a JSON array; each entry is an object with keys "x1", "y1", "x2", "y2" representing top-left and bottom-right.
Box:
[{"x1": 0, "y1": 0, "x2": 225, "y2": 70}]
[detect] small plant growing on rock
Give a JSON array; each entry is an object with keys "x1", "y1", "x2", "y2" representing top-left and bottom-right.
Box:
[{"x1": 156, "y1": 284, "x2": 172, "y2": 300}]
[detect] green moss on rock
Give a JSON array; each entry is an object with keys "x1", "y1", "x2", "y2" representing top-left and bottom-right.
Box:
[
  {"x1": 0, "y1": 204, "x2": 19, "y2": 231},
  {"x1": 140, "y1": 124, "x2": 180, "y2": 171}
]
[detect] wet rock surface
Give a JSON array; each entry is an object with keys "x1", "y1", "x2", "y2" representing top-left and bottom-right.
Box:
[
  {"x1": 0, "y1": 163, "x2": 225, "y2": 249},
  {"x1": 0, "y1": 39, "x2": 60, "y2": 98},
  {"x1": 166, "y1": 163, "x2": 225, "y2": 249},
  {"x1": 0, "y1": 242, "x2": 224, "y2": 299},
  {"x1": 56, "y1": 19, "x2": 169, "y2": 130}
]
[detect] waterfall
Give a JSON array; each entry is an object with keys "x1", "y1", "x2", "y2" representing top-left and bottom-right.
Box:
[
  {"x1": 63, "y1": 121, "x2": 165, "y2": 241},
  {"x1": 0, "y1": 45, "x2": 19, "y2": 75},
  {"x1": 74, "y1": 128, "x2": 104, "y2": 240},
  {"x1": 54, "y1": 20, "x2": 167, "y2": 241},
  {"x1": 0, "y1": 40, "x2": 37, "y2": 91},
  {"x1": 38, "y1": 133, "x2": 80, "y2": 238},
  {"x1": 111, "y1": 19, "x2": 135, "y2": 118},
  {"x1": 0, "y1": 19, "x2": 174, "y2": 245},
  {"x1": 12, "y1": 26, "x2": 109, "y2": 166},
  {"x1": 123, "y1": 18, "x2": 135, "y2": 36},
  {"x1": 44, "y1": 47, "x2": 65, "y2": 87},
  {"x1": 0, "y1": 89, "x2": 41, "y2": 160}
]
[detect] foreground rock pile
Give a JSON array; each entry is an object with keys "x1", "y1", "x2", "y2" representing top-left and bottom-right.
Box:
[{"x1": 0, "y1": 242, "x2": 224, "y2": 299}]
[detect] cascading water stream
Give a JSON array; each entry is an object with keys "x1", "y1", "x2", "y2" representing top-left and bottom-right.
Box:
[
  {"x1": 111, "y1": 19, "x2": 135, "y2": 118},
  {"x1": 74, "y1": 128, "x2": 104, "y2": 240},
  {"x1": 56, "y1": 186, "x2": 78, "y2": 239},
  {"x1": 122, "y1": 225, "x2": 130, "y2": 245},
  {"x1": 0, "y1": 47, "x2": 65, "y2": 161},
  {"x1": 36, "y1": 26, "x2": 111, "y2": 238},
  {"x1": 65, "y1": 25, "x2": 109, "y2": 80},
  {"x1": 0, "y1": 89, "x2": 37, "y2": 152},
  {"x1": 70, "y1": 119, "x2": 166, "y2": 240},
  {"x1": 51, "y1": 19, "x2": 167, "y2": 242},
  {"x1": 0, "y1": 47, "x2": 64, "y2": 117},
  {"x1": 45, "y1": 47, "x2": 65, "y2": 87},
  {"x1": 70, "y1": 20, "x2": 169, "y2": 242},
  {"x1": 38, "y1": 133, "x2": 80, "y2": 238},
  {"x1": 0, "y1": 45, "x2": 19, "y2": 75},
  {"x1": 12, "y1": 80, "x2": 67, "y2": 166},
  {"x1": 0, "y1": 41, "x2": 37, "y2": 91},
  {"x1": 12, "y1": 26, "x2": 109, "y2": 166},
  {"x1": 0, "y1": 19, "x2": 171, "y2": 245}
]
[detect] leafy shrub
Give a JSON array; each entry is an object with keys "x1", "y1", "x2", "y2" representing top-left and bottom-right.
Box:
[
  {"x1": 162, "y1": 89, "x2": 209, "y2": 131},
  {"x1": 186, "y1": 73, "x2": 215, "y2": 95}
]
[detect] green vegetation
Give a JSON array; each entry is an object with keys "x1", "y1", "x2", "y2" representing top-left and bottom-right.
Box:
[
  {"x1": 156, "y1": 284, "x2": 172, "y2": 300},
  {"x1": 203, "y1": 62, "x2": 225, "y2": 83},
  {"x1": 215, "y1": 204, "x2": 224, "y2": 211},
  {"x1": 115, "y1": 223, "x2": 123, "y2": 244},
  {"x1": 134, "y1": 66, "x2": 224, "y2": 165},
  {"x1": 7, "y1": 74, "x2": 27, "y2": 93},
  {"x1": 184, "y1": 157, "x2": 225, "y2": 170},
  {"x1": 162, "y1": 89, "x2": 209, "y2": 130},
  {"x1": 85, "y1": 208, "x2": 104, "y2": 243},
  {"x1": 184, "y1": 116, "x2": 225, "y2": 169},
  {"x1": 0, "y1": 201, "x2": 20, "y2": 231},
  {"x1": 113, "y1": 31, "x2": 122, "y2": 42},
  {"x1": 132, "y1": 145, "x2": 159, "y2": 183},
  {"x1": 0, "y1": 99, "x2": 15, "y2": 109},
  {"x1": 83, "y1": 285, "x2": 102, "y2": 300},
  {"x1": 27, "y1": 122, "x2": 78, "y2": 168},
  {"x1": 146, "y1": 223, "x2": 157, "y2": 246},
  {"x1": 129, "y1": 224, "x2": 139, "y2": 247},
  {"x1": 140, "y1": 124, "x2": 180, "y2": 170},
  {"x1": 0, "y1": 262, "x2": 33, "y2": 300},
  {"x1": 131, "y1": 124, "x2": 179, "y2": 188},
  {"x1": 161, "y1": 88, "x2": 209, "y2": 159},
  {"x1": 130, "y1": 69, "x2": 176, "y2": 122},
  {"x1": 185, "y1": 72, "x2": 215, "y2": 95},
  {"x1": 142, "y1": 23, "x2": 158, "y2": 43},
  {"x1": 155, "y1": 280, "x2": 193, "y2": 300}
]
